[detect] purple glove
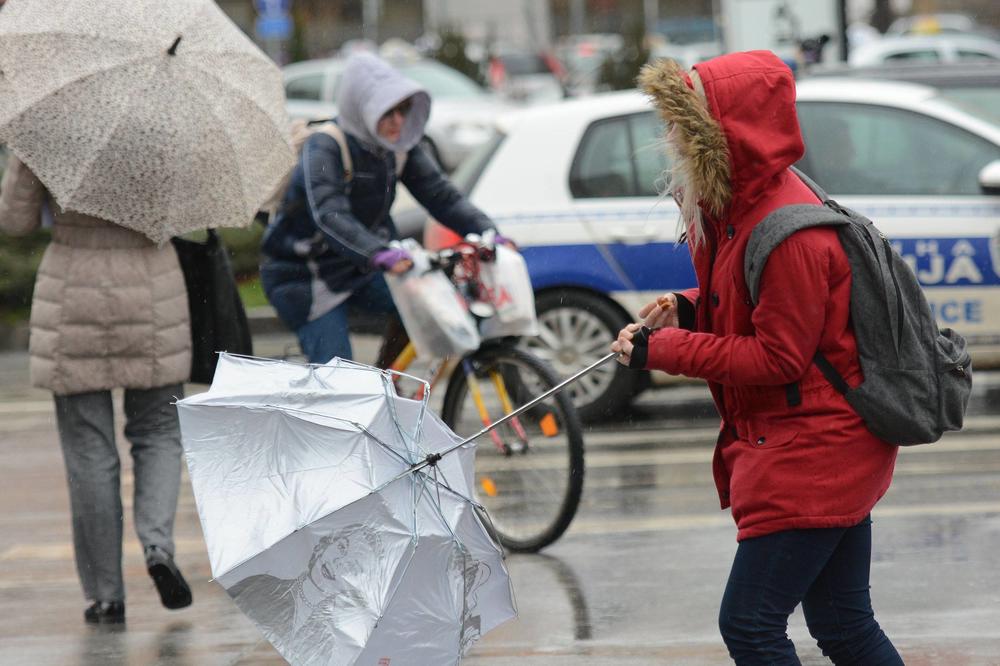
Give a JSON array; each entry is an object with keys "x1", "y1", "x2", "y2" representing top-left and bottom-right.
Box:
[
  {"x1": 494, "y1": 233, "x2": 518, "y2": 251},
  {"x1": 371, "y1": 247, "x2": 412, "y2": 272}
]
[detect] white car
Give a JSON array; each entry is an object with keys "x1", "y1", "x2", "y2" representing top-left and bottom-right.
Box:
[
  {"x1": 886, "y1": 13, "x2": 999, "y2": 40},
  {"x1": 282, "y1": 57, "x2": 513, "y2": 171},
  {"x1": 425, "y1": 80, "x2": 1000, "y2": 420},
  {"x1": 848, "y1": 35, "x2": 1000, "y2": 66}
]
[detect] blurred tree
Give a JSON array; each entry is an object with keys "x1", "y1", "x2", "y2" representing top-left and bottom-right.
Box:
[
  {"x1": 219, "y1": 224, "x2": 265, "y2": 282},
  {"x1": 288, "y1": 7, "x2": 310, "y2": 63},
  {"x1": 432, "y1": 27, "x2": 485, "y2": 86},
  {"x1": 0, "y1": 231, "x2": 49, "y2": 322},
  {"x1": 597, "y1": 19, "x2": 649, "y2": 91}
]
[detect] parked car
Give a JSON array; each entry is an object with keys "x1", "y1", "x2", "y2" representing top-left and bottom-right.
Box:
[
  {"x1": 806, "y1": 60, "x2": 1000, "y2": 125},
  {"x1": 848, "y1": 34, "x2": 1000, "y2": 66},
  {"x1": 649, "y1": 41, "x2": 724, "y2": 70},
  {"x1": 282, "y1": 56, "x2": 513, "y2": 172},
  {"x1": 555, "y1": 33, "x2": 623, "y2": 96},
  {"x1": 485, "y1": 49, "x2": 567, "y2": 105},
  {"x1": 423, "y1": 79, "x2": 1000, "y2": 420},
  {"x1": 887, "y1": 12, "x2": 1000, "y2": 40}
]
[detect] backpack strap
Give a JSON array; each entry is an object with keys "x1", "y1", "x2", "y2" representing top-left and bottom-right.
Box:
[
  {"x1": 315, "y1": 122, "x2": 408, "y2": 179},
  {"x1": 395, "y1": 150, "x2": 408, "y2": 178},
  {"x1": 744, "y1": 205, "x2": 849, "y2": 305},
  {"x1": 789, "y1": 166, "x2": 830, "y2": 203},
  {"x1": 316, "y1": 123, "x2": 354, "y2": 183}
]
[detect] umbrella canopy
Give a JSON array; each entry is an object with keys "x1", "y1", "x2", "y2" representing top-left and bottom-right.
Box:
[
  {"x1": 0, "y1": 0, "x2": 295, "y2": 243},
  {"x1": 177, "y1": 354, "x2": 516, "y2": 665}
]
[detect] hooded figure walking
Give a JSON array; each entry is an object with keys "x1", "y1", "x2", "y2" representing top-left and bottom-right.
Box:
[
  {"x1": 261, "y1": 53, "x2": 507, "y2": 365},
  {"x1": 612, "y1": 52, "x2": 903, "y2": 664}
]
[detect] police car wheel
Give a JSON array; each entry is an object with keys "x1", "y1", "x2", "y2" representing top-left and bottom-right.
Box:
[{"x1": 523, "y1": 290, "x2": 645, "y2": 422}]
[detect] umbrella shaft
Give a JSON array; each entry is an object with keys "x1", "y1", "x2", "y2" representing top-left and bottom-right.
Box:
[{"x1": 456, "y1": 351, "x2": 619, "y2": 448}]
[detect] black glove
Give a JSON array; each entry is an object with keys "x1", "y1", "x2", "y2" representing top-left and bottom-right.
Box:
[{"x1": 628, "y1": 325, "x2": 652, "y2": 369}]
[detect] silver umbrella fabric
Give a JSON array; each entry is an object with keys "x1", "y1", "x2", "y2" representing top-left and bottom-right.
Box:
[
  {"x1": 0, "y1": 0, "x2": 295, "y2": 243},
  {"x1": 177, "y1": 354, "x2": 516, "y2": 665}
]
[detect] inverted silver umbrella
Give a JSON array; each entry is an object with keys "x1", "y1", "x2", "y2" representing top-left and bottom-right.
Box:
[
  {"x1": 0, "y1": 0, "x2": 295, "y2": 243},
  {"x1": 176, "y1": 354, "x2": 517, "y2": 665}
]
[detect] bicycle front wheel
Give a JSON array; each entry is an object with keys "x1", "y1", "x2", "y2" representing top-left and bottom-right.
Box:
[{"x1": 441, "y1": 345, "x2": 584, "y2": 552}]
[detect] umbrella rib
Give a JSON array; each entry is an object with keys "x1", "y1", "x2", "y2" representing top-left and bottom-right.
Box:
[
  {"x1": 5, "y1": 54, "x2": 167, "y2": 201},
  {"x1": 186, "y1": 401, "x2": 421, "y2": 466},
  {"x1": 184, "y1": 56, "x2": 283, "y2": 106},
  {"x1": 0, "y1": 30, "x2": 157, "y2": 51},
  {"x1": 364, "y1": 474, "x2": 471, "y2": 649},
  {"x1": 170, "y1": 69, "x2": 251, "y2": 216},
  {"x1": 381, "y1": 464, "x2": 482, "y2": 513},
  {"x1": 216, "y1": 353, "x2": 432, "y2": 395},
  {"x1": 211, "y1": 472, "x2": 439, "y2": 581}
]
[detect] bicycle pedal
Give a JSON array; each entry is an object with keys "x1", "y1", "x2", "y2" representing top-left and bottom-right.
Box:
[{"x1": 507, "y1": 441, "x2": 527, "y2": 454}]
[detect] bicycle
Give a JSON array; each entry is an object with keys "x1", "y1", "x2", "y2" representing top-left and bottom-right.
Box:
[{"x1": 383, "y1": 237, "x2": 587, "y2": 553}]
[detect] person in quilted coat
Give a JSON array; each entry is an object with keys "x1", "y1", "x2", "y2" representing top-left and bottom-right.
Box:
[
  {"x1": 0, "y1": 155, "x2": 193, "y2": 624},
  {"x1": 612, "y1": 52, "x2": 902, "y2": 664}
]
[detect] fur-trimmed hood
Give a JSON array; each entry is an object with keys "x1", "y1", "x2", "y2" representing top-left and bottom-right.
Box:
[{"x1": 639, "y1": 51, "x2": 804, "y2": 221}]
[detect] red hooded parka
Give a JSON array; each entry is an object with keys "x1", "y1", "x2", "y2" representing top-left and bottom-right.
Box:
[{"x1": 639, "y1": 52, "x2": 898, "y2": 540}]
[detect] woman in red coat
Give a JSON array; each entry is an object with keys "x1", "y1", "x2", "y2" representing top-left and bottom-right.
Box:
[{"x1": 612, "y1": 52, "x2": 903, "y2": 664}]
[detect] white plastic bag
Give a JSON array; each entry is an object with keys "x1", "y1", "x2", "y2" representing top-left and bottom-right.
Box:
[
  {"x1": 386, "y1": 240, "x2": 481, "y2": 358},
  {"x1": 478, "y1": 244, "x2": 539, "y2": 339}
]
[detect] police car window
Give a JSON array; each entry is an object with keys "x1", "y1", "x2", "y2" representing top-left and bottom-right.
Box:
[
  {"x1": 570, "y1": 117, "x2": 636, "y2": 198},
  {"x1": 884, "y1": 49, "x2": 940, "y2": 62},
  {"x1": 285, "y1": 74, "x2": 325, "y2": 101},
  {"x1": 796, "y1": 102, "x2": 1000, "y2": 195},
  {"x1": 956, "y1": 50, "x2": 999, "y2": 62},
  {"x1": 629, "y1": 111, "x2": 670, "y2": 197}
]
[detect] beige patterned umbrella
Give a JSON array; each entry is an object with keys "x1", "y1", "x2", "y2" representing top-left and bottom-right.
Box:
[{"x1": 0, "y1": 0, "x2": 295, "y2": 243}]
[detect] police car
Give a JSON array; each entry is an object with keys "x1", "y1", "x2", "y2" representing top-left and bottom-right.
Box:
[{"x1": 425, "y1": 78, "x2": 1000, "y2": 420}]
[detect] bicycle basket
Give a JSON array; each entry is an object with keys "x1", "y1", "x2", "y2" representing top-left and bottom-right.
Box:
[{"x1": 386, "y1": 241, "x2": 481, "y2": 358}]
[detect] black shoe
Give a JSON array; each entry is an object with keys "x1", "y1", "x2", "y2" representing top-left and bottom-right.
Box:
[
  {"x1": 84, "y1": 600, "x2": 125, "y2": 624},
  {"x1": 145, "y1": 546, "x2": 192, "y2": 610}
]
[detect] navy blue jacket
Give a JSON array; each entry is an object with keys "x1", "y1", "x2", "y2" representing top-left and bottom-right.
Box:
[{"x1": 260, "y1": 126, "x2": 495, "y2": 330}]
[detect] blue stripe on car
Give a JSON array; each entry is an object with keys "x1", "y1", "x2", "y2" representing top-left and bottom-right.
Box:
[{"x1": 522, "y1": 237, "x2": 999, "y2": 295}]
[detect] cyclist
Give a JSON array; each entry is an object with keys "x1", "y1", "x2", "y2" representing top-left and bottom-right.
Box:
[{"x1": 261, "y1": 52, "x2": 511, "y2": 366}]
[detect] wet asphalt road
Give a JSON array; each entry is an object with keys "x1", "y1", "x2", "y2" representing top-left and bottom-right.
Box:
[{"x1": 1, "y1": 334, "x2": 999, "y2": 665}]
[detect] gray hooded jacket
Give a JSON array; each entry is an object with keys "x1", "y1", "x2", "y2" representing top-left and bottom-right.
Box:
[{"x1": 337, "y1": 52, "x2": 431, "y2": 153}]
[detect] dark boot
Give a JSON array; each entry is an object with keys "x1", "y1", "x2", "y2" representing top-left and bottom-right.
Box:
[
  {"x1": 145, "y1": 546, "x2": 192, "y2": 610},
  {"x1": 84, "y1": 600, "x2": 125, "y2": 624}
]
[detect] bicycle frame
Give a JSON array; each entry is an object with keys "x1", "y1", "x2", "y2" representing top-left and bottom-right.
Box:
[{"x1": 387, "y1": 340, "x2": 528, "y2": 456}]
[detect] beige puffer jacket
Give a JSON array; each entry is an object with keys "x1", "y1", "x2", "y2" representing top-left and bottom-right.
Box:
[{"x1": 0, "y1": 156, "x2": 191, "y2": 394}]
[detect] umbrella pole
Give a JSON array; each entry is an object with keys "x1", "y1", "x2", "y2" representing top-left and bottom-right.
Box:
[
  {"x1": 410, "y1": 351, "x2": 620, "y2": 474},
  {"x1": 457, "y1": 351, "x2": 619, "y2": 448}
]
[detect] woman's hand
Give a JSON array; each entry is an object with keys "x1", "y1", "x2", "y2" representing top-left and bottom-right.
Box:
[
  {"x1": 372, "y1": 248, "x2": 413, "y2": 274},
  {"x1": 611, "y1": 323, "x2": 644, "y2": 367},
  {"x1": 387, "y1": 258, "x2": 413, "y2": 274},
  {"x1": 638, "y1": 293, "x2": 679, "y2": 329}
]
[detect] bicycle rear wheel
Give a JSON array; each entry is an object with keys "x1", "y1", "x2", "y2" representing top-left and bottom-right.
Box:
[{"x1": 440, "y1": 344, "x2": 584, "y2": 552}]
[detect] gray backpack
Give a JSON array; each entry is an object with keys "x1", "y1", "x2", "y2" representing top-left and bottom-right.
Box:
[{"x1": 744, "y1": 169, "x2": 972, "y2": 445}]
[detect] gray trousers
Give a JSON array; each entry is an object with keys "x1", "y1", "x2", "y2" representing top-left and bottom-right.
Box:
[{"x1": 54, "y1": 384, "x2": 184, "y2": 603}]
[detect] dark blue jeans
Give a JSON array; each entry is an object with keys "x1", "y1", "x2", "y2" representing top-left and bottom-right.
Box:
[
  {"x1": 719, "y1": 516, "x2": 902, "y2": 665},
  {"x1": 296, "y1": 275, "x2": 397, "y2": 364}
]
